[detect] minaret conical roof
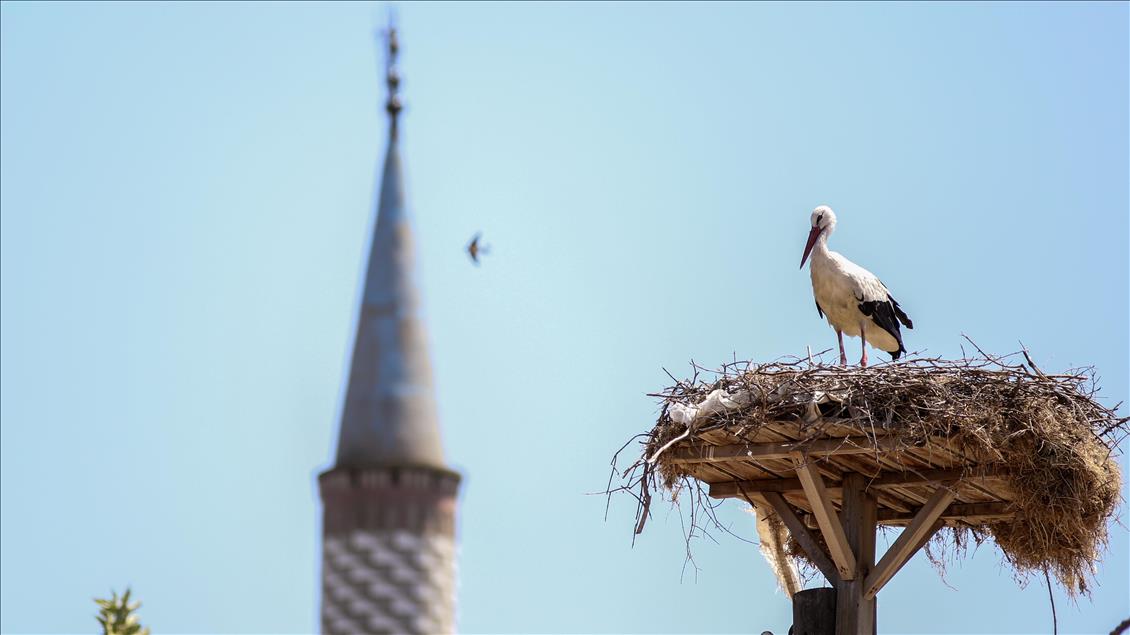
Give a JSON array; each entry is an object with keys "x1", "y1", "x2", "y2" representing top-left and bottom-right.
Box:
[{"x1": 333, "y1": 28, "x2": 446, "y2": 471}]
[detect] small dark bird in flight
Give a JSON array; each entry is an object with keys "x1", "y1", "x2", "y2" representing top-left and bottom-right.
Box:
[{"x1": 466, "y1": 232, "x2": 490, "y2": 265}]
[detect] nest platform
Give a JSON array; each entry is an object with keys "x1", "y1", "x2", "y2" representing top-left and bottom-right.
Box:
[{"x1": 617, "y1": 353, "x2": 1126, "y2": 633}]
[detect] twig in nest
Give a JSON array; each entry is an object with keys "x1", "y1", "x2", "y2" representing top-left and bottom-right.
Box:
[
  {"x1": 961, "y1": 333, "x2": 1009, "y2": 368},
  {"x1": 1044, "y1": 567, "x2": 1057, "y2": 635},
  {"x1": 634, "y1": 462, "x2": 652, "y2": 536},
  {"x1": 647, "y1": 427, "x2": 690, "y2": 464},
  {"x1": 1020, "y1": 341, "x2": 1047, "y2": 378}
]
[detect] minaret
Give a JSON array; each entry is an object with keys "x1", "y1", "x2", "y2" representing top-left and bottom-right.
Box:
[{"x1": 319, "y1": 25, "x2": 461, "y2": 635}]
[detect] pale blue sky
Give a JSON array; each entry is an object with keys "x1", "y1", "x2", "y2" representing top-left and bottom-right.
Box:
[{"x1": 1, "y1": 2, "x2": 1127, "y2": 634}]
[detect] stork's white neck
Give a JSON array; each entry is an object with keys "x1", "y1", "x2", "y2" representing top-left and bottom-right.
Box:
[{"x1": 811, "y1": 229, "x2": 832, "y2": 263}]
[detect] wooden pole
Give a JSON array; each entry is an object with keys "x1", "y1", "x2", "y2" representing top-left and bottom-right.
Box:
[
  {"x1": 835, "y1": 473, "x2": 876, "y2": 635},
  {"x1": 792, "y1": 587, "x2": 836, "y2": 635}
]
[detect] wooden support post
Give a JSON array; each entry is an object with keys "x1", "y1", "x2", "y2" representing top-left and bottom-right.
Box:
[
  {"x1": 835, "y1": 473, "x2": 876, "y2": 635},
  {"x1": 793, "y1": 587, "x2": 837, "y2": 635},
  {"x1": 791, "y1": 452, "x2": 856, "y2": 581},
  {"x1": 863, "y1": 484, "x2": 955, "y2": 600},
  {"x1": 759, "y1": 492, "x2": 841, "y2": 585}
]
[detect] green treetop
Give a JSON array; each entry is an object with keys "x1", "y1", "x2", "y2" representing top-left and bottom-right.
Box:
[{"x1": 94, "y1": 588, "x2": 151, "y2": 635}]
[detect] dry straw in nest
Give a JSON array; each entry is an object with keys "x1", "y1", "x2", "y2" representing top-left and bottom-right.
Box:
[{"x1": 611, "y1": 348, "x2": 1128, "y2": 597}]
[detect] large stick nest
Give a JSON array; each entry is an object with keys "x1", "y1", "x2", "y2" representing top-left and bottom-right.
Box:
[{"x1": 611, "y1": 349, "x2": 1128, "y2": 597}]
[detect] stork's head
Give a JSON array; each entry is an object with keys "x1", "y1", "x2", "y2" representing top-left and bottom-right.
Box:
[{"x1": 800, "y1": 205, "x2": 836, "y2": 269}]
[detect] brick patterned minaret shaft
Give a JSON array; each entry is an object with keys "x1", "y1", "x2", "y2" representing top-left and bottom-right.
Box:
[{"x1": 319, "y1": 26, "x2": 461, "y2": 635}]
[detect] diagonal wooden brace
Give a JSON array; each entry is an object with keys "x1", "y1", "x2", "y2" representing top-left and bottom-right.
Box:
[
  {"x1": 863, "y1": 484, "x2": 956, "y2": 600},
  {"x1": 758, "y1": 491, "x2": 842, "y2": 585},
  {"x1": 790, "y1": 451, "x2": 856, "y2": 580}
]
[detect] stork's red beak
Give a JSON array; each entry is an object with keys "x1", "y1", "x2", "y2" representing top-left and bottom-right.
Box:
[{"x1": 799, "y1": 226, "x2": 822, "y2": 269}]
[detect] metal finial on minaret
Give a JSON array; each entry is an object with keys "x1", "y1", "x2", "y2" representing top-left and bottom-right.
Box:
[{"x1": 384, "y1": 20, "x2": 402, "y2": 139}]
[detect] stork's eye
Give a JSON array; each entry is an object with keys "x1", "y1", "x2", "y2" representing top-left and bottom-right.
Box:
[{"x1": 816, "y1": 214, "x2": 824, "y2": 224}]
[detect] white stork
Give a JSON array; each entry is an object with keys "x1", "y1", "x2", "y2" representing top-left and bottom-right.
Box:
[{"x1": 799, "y1": 206, "x2": 913, "y2": 367}]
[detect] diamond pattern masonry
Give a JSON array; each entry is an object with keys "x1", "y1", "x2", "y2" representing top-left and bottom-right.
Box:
[{"x1": 323, "y1": 530, "x2": 456, "y2": 635}]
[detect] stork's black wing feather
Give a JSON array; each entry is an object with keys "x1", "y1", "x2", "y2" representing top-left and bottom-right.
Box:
[
  {"x1": 815, "y1": 300, "x2": 824, "y2": 319},
  {"x1": 888, "y1": 293, "x2": 913, "y2": 329},
  {"x1": 858, "y1": 298, "x2": 907, "y2": 360}
]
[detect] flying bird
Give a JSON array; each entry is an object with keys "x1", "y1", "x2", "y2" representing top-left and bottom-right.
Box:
[
  {"x1": 466, "y1": 232, "x2": 490, "y2": 265},
  {"x1": 799, "y1": 206, "x2": 913, "y2": 367}
]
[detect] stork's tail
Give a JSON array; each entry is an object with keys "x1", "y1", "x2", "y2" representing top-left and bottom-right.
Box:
[{"x1": 751, "y1": 502, "x2": 800, "y2": 598}]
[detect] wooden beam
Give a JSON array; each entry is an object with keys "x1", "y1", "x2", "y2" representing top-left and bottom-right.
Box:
[
  {"x1": 669, "y1": 436, "x2": 900, "y2": 464},
  {"x1": 891, "y1": 519, "x2": 944, "y2": 581},
  {"x1": 863, "y1": 484, "x2": 956, "y2": 600},
  {"x1": 710, "y1": 478, "x2": 810, "y2": 497},
  {"x1": 867, "y1": 465, "x2": 1008, "y2": 487},
  {"x1": 707, "y1": 465, "x2": 1008, "y2": 499},
  {"x1": 758, "y1": 491, "x2": 842, "y2": 585},
  {"x1": 876, "y1": 502, "x2": 1011, "y2": 524},
  {"x1": 836, "y1": 473, "x2": 876, "y2": 635},
  {"x1": 798, "y1": 502, "x2": 1013, "y2": 528},
  {"x1": 856, "y1": 519, "x2": 942, "y2": 607},
  {"x1": 791, "y1": 452, "x2": 856, "y2": 581}
]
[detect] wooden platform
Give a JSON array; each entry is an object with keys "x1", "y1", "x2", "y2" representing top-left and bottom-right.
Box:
[
  {"x1": 673, "y1": 418, "x2": 1015, "y2": 528},
  {"x1": 633, "y1": 357, "x2": 1128, "y2": 635},
  {"x1": 661, "y1": 416, "x2": 1020, "y2": 632}
]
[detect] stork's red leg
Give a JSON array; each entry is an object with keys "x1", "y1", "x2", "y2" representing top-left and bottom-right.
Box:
[
  {"x1": 859, "y1": 321, "x2": 868, "y2": 367},
  {"x1": 837, "y1": 330, "x2": 847, "y2": 366}
]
